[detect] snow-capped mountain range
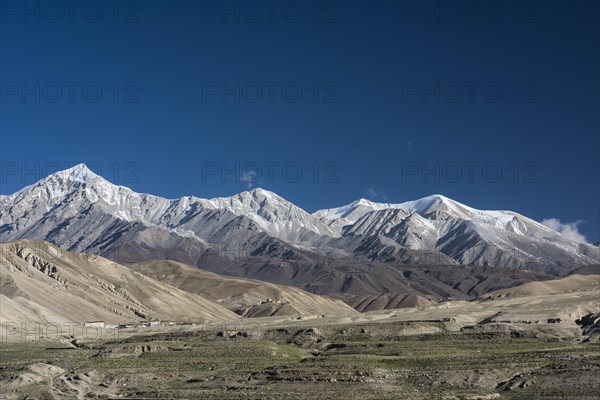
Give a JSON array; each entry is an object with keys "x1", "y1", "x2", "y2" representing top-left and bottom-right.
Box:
[{"x1": 1, "y1": 164, "x2": 598, "y2": 272}]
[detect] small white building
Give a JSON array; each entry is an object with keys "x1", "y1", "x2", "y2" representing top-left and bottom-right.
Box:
[{"x1": 84, "y1": 321, "x2": 105, "y2": 328}]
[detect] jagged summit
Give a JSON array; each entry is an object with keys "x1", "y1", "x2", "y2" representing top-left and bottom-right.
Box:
[
  {"x1": 29, "y1": 164, "x2": 108, "y2": 194},
  {"x1": 247, "y1": 187, "x2": 277, "y2": 197},
  {"x1": 52, "y1": 163, "x2": 99, "y2": 183},
  {"x1": 313, "y1": 193, "x2": 470, "y2": 222},
  {"x1": 354, "y1": 198, "x2": 378, "y2": 207},
  {"x1": 235, "y1": 187, "x2": 288, "y2": 204},
  {"x1": 35, "y1": 166, "x2": 465, "y2": 221}
]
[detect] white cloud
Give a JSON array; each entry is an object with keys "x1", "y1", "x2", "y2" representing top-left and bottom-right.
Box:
[
  {"x1": 366, "y1": 187, "x2": 387, "y2": 200},
  {"x1": 240, "y1": 170, "x2": 258, "y2": 188},
  {"x1": 541, "y1": 218, "x2": 587, "y2": 243}
]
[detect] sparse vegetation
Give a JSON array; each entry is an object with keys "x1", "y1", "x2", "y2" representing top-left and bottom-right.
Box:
[{"x1": 1, "y1": 322, "x2": 599, "y2": 399}]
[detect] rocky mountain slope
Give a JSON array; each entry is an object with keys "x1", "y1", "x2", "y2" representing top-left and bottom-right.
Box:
[
  {"x1": 0, "y1": 240, "x2": 238, "y2": 326},
  {"x1": 0, "y1": 240, "x2": 358, "y2": 327},
  {"x1": 316, "y1": 195, "x2": 599, "y2": 269},
  {"x1": 130, "y1": 260, "x2": 357, "y2": 317},
  {"x1": 480, "y1": 272, "x2": 600, "y2": 300}
]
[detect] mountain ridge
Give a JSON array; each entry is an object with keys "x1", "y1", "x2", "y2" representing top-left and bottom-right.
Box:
[{"x1": 1, "y1": 164, "x2": 598, "y2": 277}]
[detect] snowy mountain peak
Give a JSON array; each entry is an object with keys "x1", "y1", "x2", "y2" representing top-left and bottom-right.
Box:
[
  {"x1": 395, "y1": 194, "x2": 474, "y2": 218},
  {"x1": 315, "y1": 194, "x2": 476, "y2": 223},
  {"x1": 416, "y1": 194, "x2": 451, "y2": 203},
  {"x1": 205, "y1": 188, "x2": 291, "y2": 210},
  {"x1": 353, "y1": 198, "x2": 379, "y2": 207},
  {"x1": 51, "y1": 163, "x2": 100, "y2": 184},
  {"x1": 246, "y1": 187, "x2": 282, "y2": 201}
]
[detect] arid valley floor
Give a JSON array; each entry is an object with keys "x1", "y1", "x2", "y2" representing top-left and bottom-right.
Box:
[{"x1": 2, "y1": 275, "x2": 599, "y2": 400}]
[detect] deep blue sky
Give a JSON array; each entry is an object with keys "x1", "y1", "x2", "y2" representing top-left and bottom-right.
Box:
[{"x1": 1, "y1": 1, "x2": 599, "y2": 241}]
